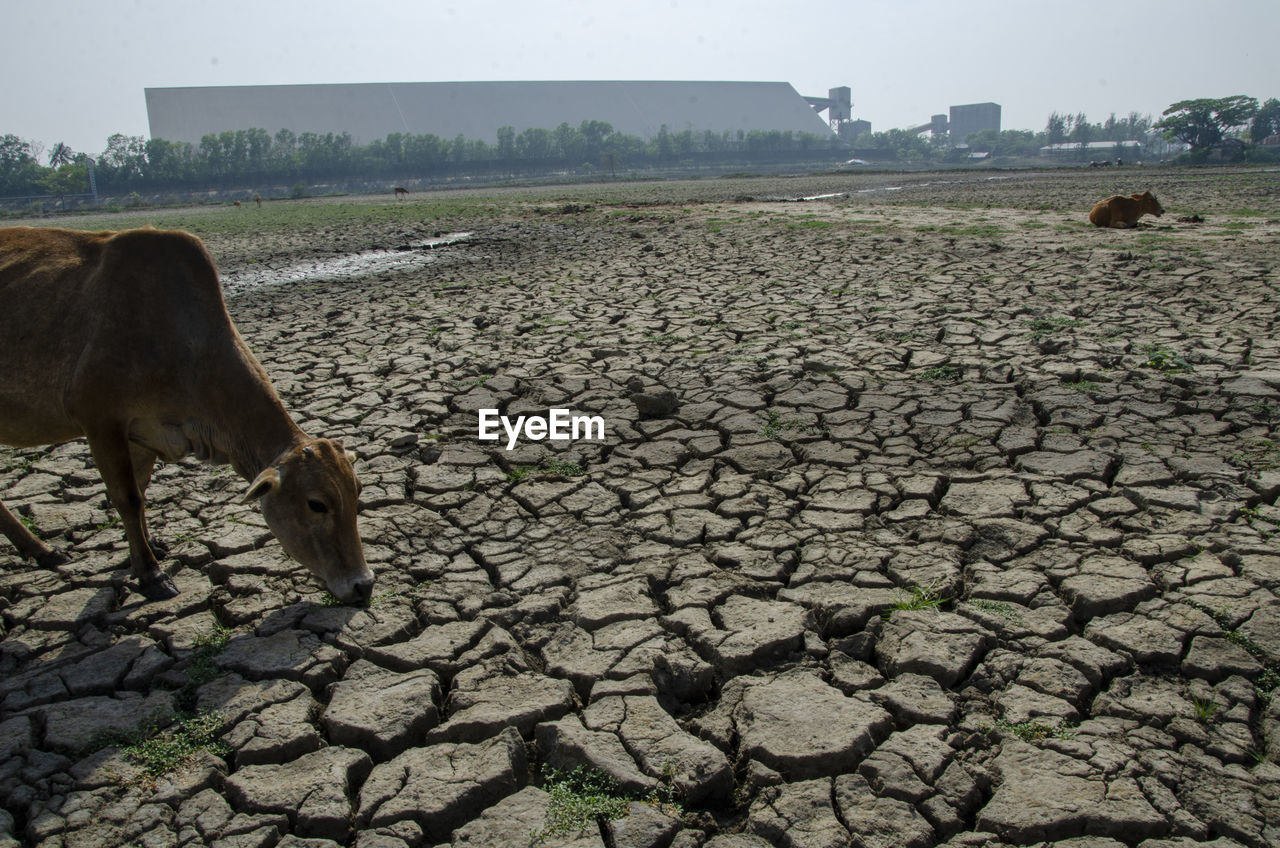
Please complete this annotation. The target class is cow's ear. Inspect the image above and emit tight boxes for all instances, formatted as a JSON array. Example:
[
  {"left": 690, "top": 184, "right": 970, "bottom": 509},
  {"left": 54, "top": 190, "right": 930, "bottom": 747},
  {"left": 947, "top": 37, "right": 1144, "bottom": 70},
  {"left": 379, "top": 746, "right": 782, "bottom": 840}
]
[{"left": 242, "top": 467, "right": 280, "bottom": 502}]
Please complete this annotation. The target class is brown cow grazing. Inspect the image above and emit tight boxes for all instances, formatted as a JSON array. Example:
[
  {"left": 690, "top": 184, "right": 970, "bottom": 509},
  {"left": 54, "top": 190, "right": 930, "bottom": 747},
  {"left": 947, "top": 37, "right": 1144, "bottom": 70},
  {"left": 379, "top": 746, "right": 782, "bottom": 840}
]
[
  {"left": 393, "top": 186, "right": 409, "bottom": 199},
  {"left": 1088, "top": 190, "right": 1165, "bottom": 228},
  {"left": 0, "top": 226, "right": 374, "bottom": 603}
]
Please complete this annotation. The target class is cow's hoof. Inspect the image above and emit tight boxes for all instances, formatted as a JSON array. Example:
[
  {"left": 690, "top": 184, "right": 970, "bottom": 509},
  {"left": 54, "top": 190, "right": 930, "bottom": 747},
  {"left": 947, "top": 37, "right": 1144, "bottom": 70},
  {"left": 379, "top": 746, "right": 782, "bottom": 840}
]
[
  {"left": 138, "top": 573, "right": 180, "bottom": 601},
  {"left": 35, "top": 548, "right": 72, "bottom": 568}
]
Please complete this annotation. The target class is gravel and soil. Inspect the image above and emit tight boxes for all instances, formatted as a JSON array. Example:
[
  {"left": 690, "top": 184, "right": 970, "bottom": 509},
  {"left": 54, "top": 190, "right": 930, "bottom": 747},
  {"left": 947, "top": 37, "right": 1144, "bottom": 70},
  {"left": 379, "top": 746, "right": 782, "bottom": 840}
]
[{"left": 3, "top": 165, "right": 1280, "bottom": 847}]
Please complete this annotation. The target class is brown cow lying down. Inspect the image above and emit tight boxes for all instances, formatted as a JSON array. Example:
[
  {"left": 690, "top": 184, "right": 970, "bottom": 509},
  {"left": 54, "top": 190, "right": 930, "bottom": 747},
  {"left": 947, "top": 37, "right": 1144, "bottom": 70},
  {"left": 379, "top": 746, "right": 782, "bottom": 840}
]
[
  {"left": 1088, "top": 190, "right": 1164, "bottom": 228},
  {"left": 0, "top": 226, "right": 374, "bottom": 603}
]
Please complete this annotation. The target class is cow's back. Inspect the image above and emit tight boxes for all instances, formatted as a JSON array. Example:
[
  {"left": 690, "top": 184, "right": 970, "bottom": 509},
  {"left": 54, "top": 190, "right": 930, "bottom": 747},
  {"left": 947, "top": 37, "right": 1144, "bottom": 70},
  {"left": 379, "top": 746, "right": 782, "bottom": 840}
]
[{"left": 0, "top": 227, "right": 235, "bottom": 445}]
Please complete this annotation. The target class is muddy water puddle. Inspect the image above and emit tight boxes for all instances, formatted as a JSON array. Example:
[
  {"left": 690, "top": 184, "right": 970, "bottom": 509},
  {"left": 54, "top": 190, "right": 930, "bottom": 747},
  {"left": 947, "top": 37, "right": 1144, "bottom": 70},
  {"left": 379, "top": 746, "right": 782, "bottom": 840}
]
[{"left": 220, "top": 232, "right": 473, "bottom": 296}]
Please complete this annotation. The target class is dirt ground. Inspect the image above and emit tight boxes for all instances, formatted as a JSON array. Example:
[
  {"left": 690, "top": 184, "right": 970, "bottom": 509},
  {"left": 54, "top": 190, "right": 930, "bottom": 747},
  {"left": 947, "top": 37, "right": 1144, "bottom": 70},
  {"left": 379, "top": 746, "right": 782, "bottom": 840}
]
[{"left": 3, "top": 165, "right": 1280, "bottom": 848}]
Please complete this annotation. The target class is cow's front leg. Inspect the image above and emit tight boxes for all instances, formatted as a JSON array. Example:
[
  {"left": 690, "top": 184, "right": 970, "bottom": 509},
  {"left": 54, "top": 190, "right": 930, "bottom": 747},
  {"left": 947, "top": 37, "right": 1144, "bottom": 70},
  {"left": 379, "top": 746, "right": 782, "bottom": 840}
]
[
  {"left": 87, "top": 429, "right": 179, "bottom": 600},
  {"left": 129, "top": 444, "right": 169, "bottom": 559}
]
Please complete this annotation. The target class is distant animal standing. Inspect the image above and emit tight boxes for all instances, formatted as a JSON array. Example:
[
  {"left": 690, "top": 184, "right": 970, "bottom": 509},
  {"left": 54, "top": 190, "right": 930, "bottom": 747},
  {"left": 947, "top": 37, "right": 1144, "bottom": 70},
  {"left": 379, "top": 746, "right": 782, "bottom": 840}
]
[
  {"left": 1088, "top": 190, "right": 1164, "bottom": 228},
  {"left": 393, "top": 186, "right": 409, "bottom": 199},
  {"left": 0, "top": 226, "right": 374, "bottom": 603}
]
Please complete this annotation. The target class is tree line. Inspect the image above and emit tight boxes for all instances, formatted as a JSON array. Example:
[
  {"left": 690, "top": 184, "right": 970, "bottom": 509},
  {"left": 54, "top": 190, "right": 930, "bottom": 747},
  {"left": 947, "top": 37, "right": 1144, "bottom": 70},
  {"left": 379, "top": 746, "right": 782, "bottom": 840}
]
[
  {"left": 4, "top": 95, "right": 1276, "bottom": 202},
  {"left": 0, "top": 120, "right": 842, "bottom": 200},
  {"left": 854, "top": 96, "right": 1279, "bottom": 163}
]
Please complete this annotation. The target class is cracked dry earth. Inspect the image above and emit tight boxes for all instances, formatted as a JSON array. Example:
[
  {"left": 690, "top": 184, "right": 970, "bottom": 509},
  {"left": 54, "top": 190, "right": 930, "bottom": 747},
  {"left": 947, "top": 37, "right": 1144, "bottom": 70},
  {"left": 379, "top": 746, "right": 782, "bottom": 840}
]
[{"left": 3, "top": 166, "right": 1280, "bottom": 848}]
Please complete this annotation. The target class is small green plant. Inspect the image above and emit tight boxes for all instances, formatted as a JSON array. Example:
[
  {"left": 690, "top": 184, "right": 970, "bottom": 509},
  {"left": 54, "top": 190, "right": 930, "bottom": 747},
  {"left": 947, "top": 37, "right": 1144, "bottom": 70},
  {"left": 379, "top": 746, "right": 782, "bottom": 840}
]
[
  {"left": 883, "top": 584, "right": 949, "bottom": 619},
  {"left": 1229, "top": 438, "right": 1280, "bottom": 472},
  {"left": 541, "top": 459, "right": 585, "bottom": 477},
  {"left": 507, "top": 458, "right": 586, "bottom": 482},
  {"left": 537, "top": 766, "right": 632, "bottom": 841},
  {"left": 1190, "top": 694, "right": 1220, "bottom": 723},
  {"left": 1062, "top": 380, "right": 1101, "bottom": 395},
  {"left": 643, "top": 760, "right": 683, "bottom": 809},
  {"left": 1141, "top": 345, "right": 1191, "bottom": 373},
  {"left": 985, "top": 719, "right": 1078, "bottom": 742},
  {"left": 94, "top": 514, "right": 122, "bottom": 532},
  {"left": 760, "top": 410, "right": 825, "bottom": 440},
  {"left": 967, "top": 598, "right": 1024, "bottom": 623},
  {"left": 916, "top": 365, "right": 961, "bottom": 382},
  {"left": 124, "top": 711, "right": 228, "bottom": 780},
  {"left": 1026, "top": 316, "right": 1083, "bottom": 338},
  {"left": 506, "top": 465, "right": 536, "bottom": 483},
  {"left": 184, "top": 624, "right": 232, "bottom": 699}
]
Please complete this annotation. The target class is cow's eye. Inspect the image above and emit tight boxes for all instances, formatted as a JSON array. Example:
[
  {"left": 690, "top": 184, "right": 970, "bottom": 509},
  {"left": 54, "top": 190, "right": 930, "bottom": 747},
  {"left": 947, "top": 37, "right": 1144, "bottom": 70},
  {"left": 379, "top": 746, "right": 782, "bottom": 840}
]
[{"left": 308, "top": 500, "right": 329, "bottom": 514}]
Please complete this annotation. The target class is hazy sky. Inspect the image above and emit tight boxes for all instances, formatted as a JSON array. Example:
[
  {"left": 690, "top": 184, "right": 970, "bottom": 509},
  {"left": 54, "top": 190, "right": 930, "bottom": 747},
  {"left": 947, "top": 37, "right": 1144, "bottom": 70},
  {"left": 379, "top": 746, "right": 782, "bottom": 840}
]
[{"left": 6, "top": 0, "right": 1278, "bottom": 158}]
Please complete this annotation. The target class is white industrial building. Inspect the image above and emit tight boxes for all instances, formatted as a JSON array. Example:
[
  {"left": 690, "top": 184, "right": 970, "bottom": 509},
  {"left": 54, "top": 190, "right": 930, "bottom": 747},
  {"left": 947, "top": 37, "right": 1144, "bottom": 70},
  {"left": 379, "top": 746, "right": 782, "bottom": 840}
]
[{"left": 144, "top": 81, "right": 837, "bottom": 146}]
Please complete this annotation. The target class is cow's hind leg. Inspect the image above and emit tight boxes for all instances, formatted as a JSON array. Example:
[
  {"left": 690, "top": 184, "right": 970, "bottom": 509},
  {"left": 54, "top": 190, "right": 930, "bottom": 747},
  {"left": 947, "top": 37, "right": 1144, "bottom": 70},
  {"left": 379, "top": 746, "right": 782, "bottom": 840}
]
[
  {"left": 86, "top": 427, "right": 178, "bottom": 600},
  {"left": 0, "top": 497, "right": 70, "bottom": 566}
]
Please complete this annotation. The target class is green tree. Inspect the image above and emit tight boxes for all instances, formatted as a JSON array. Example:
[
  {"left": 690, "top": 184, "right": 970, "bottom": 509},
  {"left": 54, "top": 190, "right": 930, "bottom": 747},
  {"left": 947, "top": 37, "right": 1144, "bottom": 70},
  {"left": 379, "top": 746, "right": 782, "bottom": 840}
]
[
  {"left": 143, "top": 137, "right": 197, "bottom": 186},
  {"left": 1045, "top": 112, "right": 1067, "bottom": 146},
  {"left": 516, "top": 127, "right": 550, "bottom": 160},
  {"left": 865, "top": 128, "right": 933, "bottom": 161},
  {"left": 0, "top": 134, "right": 44, "bottom": 195},
  {"left": 48, "top": 141, "right": 76, "bottom": 167},
  {"left": 1251, "top": 98, "right": 1280, "bottom": 142},
  {"left": 577, "top": 120, "right": 612, "bottom": 160},
  {"left": 99, "top": 133, "right": 147, "bottom": 187},
  {"left": 655, "top": 125, "right": 674, "bottom": 160},
  {"left": 1156, "top": 96, "right": 1258, "bottom": 150},
  {"left": 967, "top": 129, "right": 1041, "bottom": 157},
  {"left": 244, "top": 128, "right": 272, "bottom": 179},
  {"left": 496, "top": 126, "right": 516, "bottom": 159},
  {"left": 38, "top": 162, "right": 88, "bottom": 203},
  {"left": 1069, "top": 112, "right": 1092, "bottom": 145}
]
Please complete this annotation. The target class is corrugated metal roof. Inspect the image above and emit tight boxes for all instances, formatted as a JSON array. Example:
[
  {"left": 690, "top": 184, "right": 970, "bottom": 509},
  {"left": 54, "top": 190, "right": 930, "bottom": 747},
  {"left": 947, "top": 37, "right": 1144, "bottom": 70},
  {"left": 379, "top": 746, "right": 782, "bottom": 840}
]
[{"left": 145, "top": 80, "right": 835, "bottom": 146}]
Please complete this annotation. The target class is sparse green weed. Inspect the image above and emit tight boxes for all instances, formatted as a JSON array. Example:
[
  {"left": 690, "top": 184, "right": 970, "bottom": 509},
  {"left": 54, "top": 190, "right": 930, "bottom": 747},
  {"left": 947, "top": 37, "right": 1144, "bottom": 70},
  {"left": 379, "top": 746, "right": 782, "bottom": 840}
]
[
  {"left": 883, "top": 584, "right": 949, "bottom": 619},
  {"left": 984, "top": 719, "right": 1078, "bottom": 742},
  {"left": 536, "top": 765, "right": 633, "bottom": 841},
  {"left": 916, "top": 365, "right": 961, "bottom": 382},
  {"left": 1141, "top": 345, "right": 1191, "bottom": 373},
  {"left": 1191, "top": 694, "right": 1220, "bottom": 723},
  {"left": 1026, "top": 316, "right": 1083, "bottom": 338},
  {"left": 967, "top": 598, "right": 1024, "bottom": 623}
]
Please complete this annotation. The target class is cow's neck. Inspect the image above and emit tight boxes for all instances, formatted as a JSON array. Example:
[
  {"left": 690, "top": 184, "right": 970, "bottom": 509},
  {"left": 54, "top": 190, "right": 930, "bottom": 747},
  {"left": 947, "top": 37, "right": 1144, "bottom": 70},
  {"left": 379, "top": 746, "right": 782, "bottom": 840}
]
[
  {"left": 197, "top": 336, "right": 311, "bottom": 483},
  {"left": 201, "top": 387, "right": 308, "bottom": 482},
  {"left": 226, "top": 417, "right": 308, "bottom": 483}
]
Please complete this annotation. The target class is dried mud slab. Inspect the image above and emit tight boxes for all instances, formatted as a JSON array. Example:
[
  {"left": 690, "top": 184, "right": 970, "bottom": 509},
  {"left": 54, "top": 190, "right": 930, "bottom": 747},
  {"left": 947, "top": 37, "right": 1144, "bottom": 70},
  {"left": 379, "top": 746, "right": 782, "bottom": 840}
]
[{"left": 3, "top": 165, "right": 1280, "bottom": 848}]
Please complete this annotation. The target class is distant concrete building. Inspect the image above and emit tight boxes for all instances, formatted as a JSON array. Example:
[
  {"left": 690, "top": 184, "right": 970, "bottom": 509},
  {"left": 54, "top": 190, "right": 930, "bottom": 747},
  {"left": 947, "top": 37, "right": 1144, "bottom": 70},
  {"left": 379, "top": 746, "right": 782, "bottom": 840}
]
[
  {"left": 838, "top": 120, "right": 872, "bottom": 143},
  {"left": 145, "top": 81, "right": 836, "bottom": 147},
  {"left": 948, "top": 102, "right": 1001, "bottom": 143}
]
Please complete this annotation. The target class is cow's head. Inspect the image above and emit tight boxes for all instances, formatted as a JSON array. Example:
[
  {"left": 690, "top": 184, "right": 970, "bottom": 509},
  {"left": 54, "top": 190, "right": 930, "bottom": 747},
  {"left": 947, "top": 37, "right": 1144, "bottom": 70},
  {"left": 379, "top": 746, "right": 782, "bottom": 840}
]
[
  {"left": 243, "top": 438, "right": 374, "bottom": 604},
  {"left": 1140, "top": 190, "right": 1164, "bottom": 217}
]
